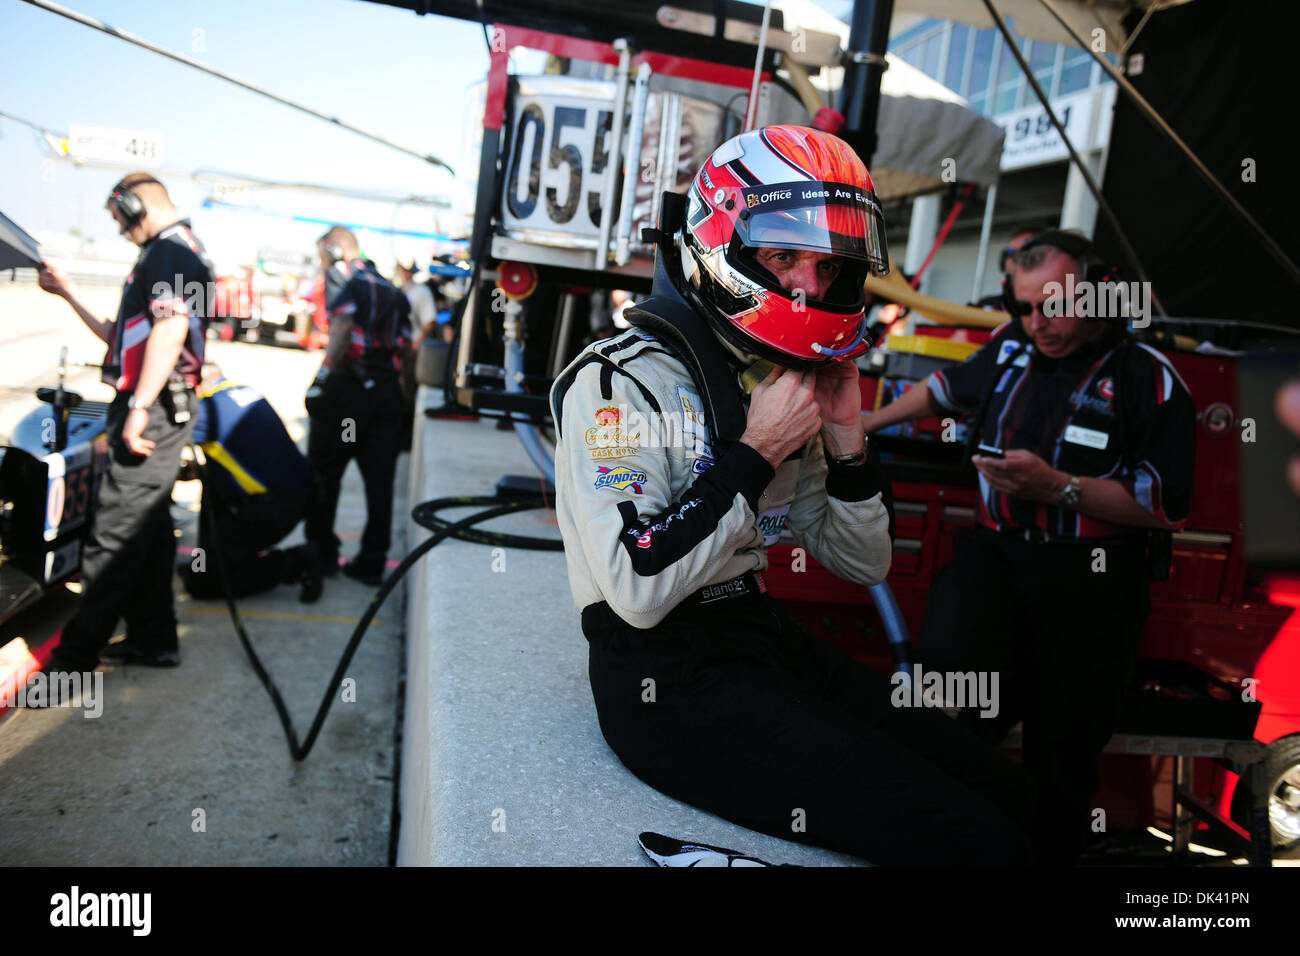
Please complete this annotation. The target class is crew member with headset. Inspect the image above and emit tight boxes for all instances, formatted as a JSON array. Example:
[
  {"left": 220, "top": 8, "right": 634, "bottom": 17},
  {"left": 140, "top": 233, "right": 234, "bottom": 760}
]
[
  {"left": 181, "top": 366, "right": 323, "bottom": 603},
  {"left": 303, "top": 227, "right": 412, "bottom": 585},
  {"left": 865, "top": 229, "right": 1197, "bottom": 862},
  {"left": 38, "top": 173, "right": 213, "bottom": 669},
  {"left": 972, "top": 221, "right": 1049, "bottom": 310}
]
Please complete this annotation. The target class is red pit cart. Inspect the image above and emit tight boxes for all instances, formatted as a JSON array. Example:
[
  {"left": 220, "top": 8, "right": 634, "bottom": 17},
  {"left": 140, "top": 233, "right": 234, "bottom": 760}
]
[{"left": 766, "top": 334, "right": 1299, "bottom": 863}]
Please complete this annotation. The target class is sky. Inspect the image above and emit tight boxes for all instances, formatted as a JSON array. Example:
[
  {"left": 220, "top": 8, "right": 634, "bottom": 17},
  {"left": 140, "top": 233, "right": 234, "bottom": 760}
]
[
  {"left": 1, "top": 0, "right": 507, "bottom": 272},
  {"left": 0, "top": 0, "right": 856, "bottom": 274}
]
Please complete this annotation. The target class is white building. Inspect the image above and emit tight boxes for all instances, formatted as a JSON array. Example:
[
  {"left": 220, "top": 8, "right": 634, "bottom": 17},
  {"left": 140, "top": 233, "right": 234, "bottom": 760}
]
[{"left": 883, "top": 13, "right": 1120, "bottom": 306}]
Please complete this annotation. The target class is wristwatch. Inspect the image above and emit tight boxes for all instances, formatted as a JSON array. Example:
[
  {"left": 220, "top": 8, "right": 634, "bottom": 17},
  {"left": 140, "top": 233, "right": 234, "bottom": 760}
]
[
  {"left": 127, "top": 395, "right": 151, "bottom": 411},
  {"left": 826, "top": 437, "right": 868, "bottom": 470},
  {"left": 826, "top": 442, "right": 869, "bottom": 468},
  {"left": 1057, "top": 474, "right": 1083, "bottom": 509}
]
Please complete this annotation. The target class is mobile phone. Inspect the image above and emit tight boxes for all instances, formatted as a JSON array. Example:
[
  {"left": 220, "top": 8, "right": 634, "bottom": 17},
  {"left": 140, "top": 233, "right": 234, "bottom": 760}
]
[
  {"left": 1238, "top": 348, "right": 1300, "bottom": 569},
  {"left": 975, "top": 443, "right": 1006, "bottom": 459}
]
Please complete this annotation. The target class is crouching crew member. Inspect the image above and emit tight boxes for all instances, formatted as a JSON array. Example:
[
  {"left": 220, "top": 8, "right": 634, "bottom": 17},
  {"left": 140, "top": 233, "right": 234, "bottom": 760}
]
[{"left": 182, "top": 368, "right": 322, "bottom": 603}]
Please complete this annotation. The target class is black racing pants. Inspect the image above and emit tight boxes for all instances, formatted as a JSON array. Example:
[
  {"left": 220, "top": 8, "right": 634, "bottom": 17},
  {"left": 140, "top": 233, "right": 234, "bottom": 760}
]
[
  {"left": 916, "top": 527, "right": 1150, "bottom": 864},
  {"left": 304, "top": 373, "right": 403, "bottom": 569},
  {"left": 583, "top": 594, "right": 1035, "bottom": 865},
  {"left": 53, "top": 394, "right": 193, "bottom": 670},
  {"left": 180, "top": 488, "right": 307, "bottom": 599}
]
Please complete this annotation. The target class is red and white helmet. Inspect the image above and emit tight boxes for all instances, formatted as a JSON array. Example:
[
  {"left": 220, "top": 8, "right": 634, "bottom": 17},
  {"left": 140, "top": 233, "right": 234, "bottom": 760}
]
[{"left": 678, "top": 125, "right": 890, "bottom": 368}]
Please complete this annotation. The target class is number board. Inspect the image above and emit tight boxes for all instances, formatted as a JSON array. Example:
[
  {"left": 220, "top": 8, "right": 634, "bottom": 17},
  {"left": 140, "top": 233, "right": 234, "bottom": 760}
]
[
  {"left": 501, "top": 80, "right": 623, "bottom": 242},
  {"left": 68, "top": 124, "right": 164, "bottom": 169},
  {"left": 44, "top": 444, "right": 97, "bottom": 542},
  {"left": 994, "top": 85, "right": 1115, "bottom": 172}
]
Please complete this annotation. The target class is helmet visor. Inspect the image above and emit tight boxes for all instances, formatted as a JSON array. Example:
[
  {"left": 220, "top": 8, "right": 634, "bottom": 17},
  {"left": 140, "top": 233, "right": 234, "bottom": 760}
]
[{"left": 733, "top": 182, "right": 890, "bottom": 276}]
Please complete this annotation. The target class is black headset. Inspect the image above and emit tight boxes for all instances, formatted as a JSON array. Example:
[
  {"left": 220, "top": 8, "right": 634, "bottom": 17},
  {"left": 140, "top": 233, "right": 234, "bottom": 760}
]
[
  {"left": 1000, "top": 229, "right": 1122, "bottom": 320},
  {"left": 318, "top": 230, "right": 345, "bottom": 266},
  {"left": 107, "top": 176, "right": 163, "bottom": 228}
]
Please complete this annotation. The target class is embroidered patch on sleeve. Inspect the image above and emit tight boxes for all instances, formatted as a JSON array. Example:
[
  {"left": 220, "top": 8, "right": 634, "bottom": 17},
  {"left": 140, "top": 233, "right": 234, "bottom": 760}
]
[
  {"left": 585, "top": 404, "right": 639, "bottom": 460},
  {"left": 594, "top": 465, "right": 648, "bottom": 494}
]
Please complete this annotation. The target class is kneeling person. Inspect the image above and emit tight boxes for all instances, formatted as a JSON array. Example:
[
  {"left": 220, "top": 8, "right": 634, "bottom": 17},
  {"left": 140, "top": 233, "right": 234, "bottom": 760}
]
[{"left": 183, "top": 369, "right": 322, "bottom": 602}]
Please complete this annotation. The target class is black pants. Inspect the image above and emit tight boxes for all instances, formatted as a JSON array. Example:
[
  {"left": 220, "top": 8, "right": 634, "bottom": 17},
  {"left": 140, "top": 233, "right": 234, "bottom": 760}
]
[
  {"left": 915, "top": 528, "right": 1150, "bottom": 864},
  {"left": 583, "top": 595, "right": 1035, "bottom": 865},
  {"left": 53, "top": 395, "right": 193, "bottom": 670},
  {"left": 304, "top": 373, "right": 403, "bottom": 568},
  {"left": 180, "top": 488, "right": 306, "bottom": 598}
]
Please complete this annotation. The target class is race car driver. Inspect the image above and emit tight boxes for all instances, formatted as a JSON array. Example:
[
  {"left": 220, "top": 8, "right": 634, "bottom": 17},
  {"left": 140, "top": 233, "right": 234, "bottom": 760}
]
[{"left": 551, "top": 126, "right": 1034, "bottom": 865}]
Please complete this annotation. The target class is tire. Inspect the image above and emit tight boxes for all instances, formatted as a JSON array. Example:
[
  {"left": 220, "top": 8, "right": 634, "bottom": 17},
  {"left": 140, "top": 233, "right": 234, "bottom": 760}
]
[{"left": 1232, "top": 735, "right": 1300, "bottom": 860}]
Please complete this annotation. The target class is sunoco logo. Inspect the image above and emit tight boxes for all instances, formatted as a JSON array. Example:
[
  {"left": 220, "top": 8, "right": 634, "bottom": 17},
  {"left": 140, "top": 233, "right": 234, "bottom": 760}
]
[{"left": 594, "top": 466, "right": 647, "bottom": 493}]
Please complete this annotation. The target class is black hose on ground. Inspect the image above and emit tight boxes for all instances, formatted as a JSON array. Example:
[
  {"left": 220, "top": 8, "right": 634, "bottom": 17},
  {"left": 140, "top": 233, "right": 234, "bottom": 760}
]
[{"left": 195, "top": 462, "right": 560, "bottom": 760}]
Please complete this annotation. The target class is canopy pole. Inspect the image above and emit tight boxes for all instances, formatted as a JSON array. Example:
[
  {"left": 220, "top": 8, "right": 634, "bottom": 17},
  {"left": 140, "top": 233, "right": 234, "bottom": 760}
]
[
  {"left": 743, "top": 0, "right": 775, "bottom": 132},
  {"left": 971, "top": 182, "right": 998, "bottom": 304},
  {"left": 910, "top": 184, "right": 974, "bottom": 290},
  {"left": 839, "top": 0, "right": 895, "bottom": 167}
]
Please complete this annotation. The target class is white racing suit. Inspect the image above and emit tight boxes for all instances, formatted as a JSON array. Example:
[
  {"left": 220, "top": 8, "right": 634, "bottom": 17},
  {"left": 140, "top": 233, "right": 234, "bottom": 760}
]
[
  {"left": 549, "top": 284, "right": 1034, "bottom": 865},
  {"left": 552, "top": 327, "right": 891, "bottom": 628}
]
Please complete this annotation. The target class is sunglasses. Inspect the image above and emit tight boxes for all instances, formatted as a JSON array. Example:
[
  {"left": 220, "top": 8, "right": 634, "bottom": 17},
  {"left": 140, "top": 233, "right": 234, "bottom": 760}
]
[{"left": 1004, "top": 296, "right": 1077, "bottom": 321}]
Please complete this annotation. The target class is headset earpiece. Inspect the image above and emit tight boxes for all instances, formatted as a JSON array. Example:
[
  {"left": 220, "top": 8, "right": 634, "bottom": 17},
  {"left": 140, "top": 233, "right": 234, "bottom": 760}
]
[
  {"left": 318, "top": 228, "right": 346, "bottom": 265},
  {"left": 1085, "top": 261, "right": 1119, "bottom": 286},
  {"left": 1000, "top": 274, "right": 1026, "bottom": 318},
  {"left": 107, "top": 176, "right": 162, "bottom": 229}
]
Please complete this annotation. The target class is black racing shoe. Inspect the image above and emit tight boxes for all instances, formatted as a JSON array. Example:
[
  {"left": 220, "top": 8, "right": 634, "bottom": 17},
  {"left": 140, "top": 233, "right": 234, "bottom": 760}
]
[
  {"left": 288, "top": 544, "right": 325, "bottom": 603},
  {"left": 44, "top": 648, "right": 100, "bottom": 675},
  {"left": 98, "top": 643, "right": 180, "bottom": 667},
  {"left": 341, "top": 559, "right": 384, "bottom": 587},
  {"left": 637, "top": 832, "right": 779, "bottom": 867}
]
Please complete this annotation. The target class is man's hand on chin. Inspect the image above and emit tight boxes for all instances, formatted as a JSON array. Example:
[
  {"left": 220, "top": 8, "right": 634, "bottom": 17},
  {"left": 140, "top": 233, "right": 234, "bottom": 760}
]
[{"left": 813, "top": 360, "right": 865, "bottom": 456}]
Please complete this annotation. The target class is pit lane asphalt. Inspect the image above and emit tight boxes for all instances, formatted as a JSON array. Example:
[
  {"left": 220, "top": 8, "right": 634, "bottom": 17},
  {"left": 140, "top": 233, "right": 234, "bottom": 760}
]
[{"left": 0, "top": 283, "right": 404, "bottom": 865}]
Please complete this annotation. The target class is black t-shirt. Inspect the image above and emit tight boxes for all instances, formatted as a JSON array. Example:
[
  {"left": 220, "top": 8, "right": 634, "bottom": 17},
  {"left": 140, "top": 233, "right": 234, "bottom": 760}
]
[
  {"left": 325, "top": 262, "right": 412, "bottom": 376},
  {"left": 926, "top": 321, "right": 1197, "bottom": 537},
  {"left": 106, "top": 220, "right": 214, "bottom": 391}
]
